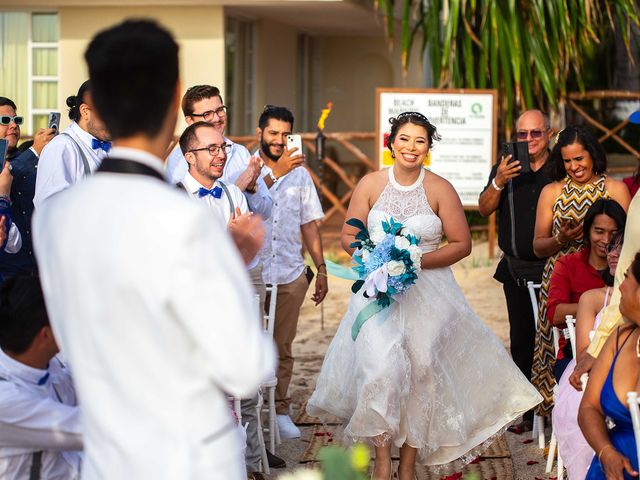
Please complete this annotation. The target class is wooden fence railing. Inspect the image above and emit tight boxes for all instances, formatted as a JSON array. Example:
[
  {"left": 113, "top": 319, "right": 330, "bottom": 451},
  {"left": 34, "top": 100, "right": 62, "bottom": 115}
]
[{"left": 567, "top": 90, "right": 640, "bottom": 174}]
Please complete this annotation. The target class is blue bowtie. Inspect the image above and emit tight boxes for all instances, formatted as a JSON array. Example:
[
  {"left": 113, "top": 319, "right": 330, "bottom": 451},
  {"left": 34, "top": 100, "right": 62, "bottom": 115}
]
[
  {"left": 198, "top": 186, "right": 222, "bottom": 198},
  {"left": 91, "top": 139, "right": 112, "bottom": 152}
]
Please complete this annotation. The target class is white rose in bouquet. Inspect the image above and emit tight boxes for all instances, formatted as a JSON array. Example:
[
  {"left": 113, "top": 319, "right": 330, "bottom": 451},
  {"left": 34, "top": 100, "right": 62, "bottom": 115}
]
[
  {"left": 394, "top": 235, "right": 410, "bottom": 250},
  {"left": 370, "top": 228, "right": 387, "bottom": 244},
  {"left": 408, "top": 245, "right": 423, "bottom": 268},
  {"left": 387, "top": 260, "right": 406, "bottom": 276}
]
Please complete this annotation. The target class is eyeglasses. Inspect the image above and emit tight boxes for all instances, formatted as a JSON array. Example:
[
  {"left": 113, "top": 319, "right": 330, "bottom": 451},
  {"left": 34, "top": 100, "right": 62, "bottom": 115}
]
[
  {"left": 188, "top": 143, "right": 231, "bottom": 157},
  {"left": 516, "top": 129, "right": 547, "bottom": 140},
  {"left": 189, "top": 106, "right": 227, "bottom": 122},
  {"left": 0, "top": 115, "right": 24, "bottom": 126}
]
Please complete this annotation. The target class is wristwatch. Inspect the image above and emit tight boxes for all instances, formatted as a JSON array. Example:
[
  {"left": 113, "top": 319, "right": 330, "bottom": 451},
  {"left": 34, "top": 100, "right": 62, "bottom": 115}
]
[
  {"left": 267, "top": 170, "right": 278, "bottom": 185},
  {"left": 491, "top": 178, "right": 504, "bottom": 191}
]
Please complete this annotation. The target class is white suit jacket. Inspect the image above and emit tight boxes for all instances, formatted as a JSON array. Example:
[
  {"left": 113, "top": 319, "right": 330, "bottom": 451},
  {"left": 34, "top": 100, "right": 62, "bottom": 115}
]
[{"left": 32, "top": 147, "right": 276, "bottom": 480}]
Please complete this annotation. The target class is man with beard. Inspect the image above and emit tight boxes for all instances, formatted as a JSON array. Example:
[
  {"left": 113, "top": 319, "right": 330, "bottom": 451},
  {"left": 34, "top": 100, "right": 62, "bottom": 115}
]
[
  {"left": 256, "top": 105, "right": 327, "bottom": 439},
  {"left": 33, "top": 80, "right": 112, "bottom": 208}
]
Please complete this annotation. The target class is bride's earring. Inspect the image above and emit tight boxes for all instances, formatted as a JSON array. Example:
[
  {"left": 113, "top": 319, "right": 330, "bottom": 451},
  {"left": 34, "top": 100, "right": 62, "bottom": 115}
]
[{"left": 390, "top": 149, "right": 395, "bottom": 159}]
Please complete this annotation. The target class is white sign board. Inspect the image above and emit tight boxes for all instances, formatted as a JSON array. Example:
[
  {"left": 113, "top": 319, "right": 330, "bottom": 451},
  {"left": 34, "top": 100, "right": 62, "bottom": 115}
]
[{"left": 376, "top": 89, "right": 497, "bottom": 208}]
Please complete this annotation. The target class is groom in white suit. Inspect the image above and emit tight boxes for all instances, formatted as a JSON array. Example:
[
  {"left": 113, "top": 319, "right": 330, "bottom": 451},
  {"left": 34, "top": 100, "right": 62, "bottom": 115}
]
[{"left": 32, "top": 19, "right": 276, "bottom": 480}]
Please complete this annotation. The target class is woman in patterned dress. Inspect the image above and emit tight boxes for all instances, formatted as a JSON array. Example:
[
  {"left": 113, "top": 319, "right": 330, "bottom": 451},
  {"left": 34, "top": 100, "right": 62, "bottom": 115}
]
[{"left": 530, "top": 125, "right": 630, "bottom": 416}]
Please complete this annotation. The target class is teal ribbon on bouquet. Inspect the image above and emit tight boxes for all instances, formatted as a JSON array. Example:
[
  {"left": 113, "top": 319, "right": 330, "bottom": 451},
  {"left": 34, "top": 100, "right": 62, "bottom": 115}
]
[
  {"left": 351, "top": 297, "right": 395, "bottom": 341},
  {"left": 324, "top": 260, "right": 395, "bottom": 341},
  {"left": 325, "top": 259, "right": 360, "bottom": 281}
]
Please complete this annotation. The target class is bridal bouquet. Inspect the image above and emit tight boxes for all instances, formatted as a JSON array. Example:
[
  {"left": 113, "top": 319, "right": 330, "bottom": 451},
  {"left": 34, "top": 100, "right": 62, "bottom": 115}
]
[{"left": 347, "top": 217, "right": 422, "bottom": 339}]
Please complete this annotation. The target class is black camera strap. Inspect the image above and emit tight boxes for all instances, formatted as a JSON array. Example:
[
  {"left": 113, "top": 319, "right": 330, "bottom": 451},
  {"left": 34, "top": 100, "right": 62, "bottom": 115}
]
[{"left": 507, "top": 179, "right": 520, "bottom": 259}]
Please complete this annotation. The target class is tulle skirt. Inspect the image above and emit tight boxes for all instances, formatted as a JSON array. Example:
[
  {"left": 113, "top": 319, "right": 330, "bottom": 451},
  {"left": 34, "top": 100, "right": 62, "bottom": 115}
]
[
  {"left": 307, "top": 266, "right": 542, "bottom": 471},
  {"left": 552, "top": 358, "right": 595, "bottom": 479}
]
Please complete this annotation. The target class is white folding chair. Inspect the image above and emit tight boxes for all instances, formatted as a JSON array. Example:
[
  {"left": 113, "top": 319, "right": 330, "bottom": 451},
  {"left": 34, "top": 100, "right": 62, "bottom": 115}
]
[
  {"left": 527, "top": 281, "right": 547, "bottom": 449},
  {"left": 261, "top": 284, "right": 280, "bottom": 452},
  {"left": 546, "top": 315, "right": 576, "bottom": 480},
  {"left": 236, "top": 294, "right": 271, "bottom": 474},
  {"left": 627, "top": 391, "right": 640, "bottom": 468}
]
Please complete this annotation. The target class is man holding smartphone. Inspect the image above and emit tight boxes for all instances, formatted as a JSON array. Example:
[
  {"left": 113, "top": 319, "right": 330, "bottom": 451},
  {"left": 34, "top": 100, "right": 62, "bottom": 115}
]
[
  {"left": 478, "top": 109, "right": 553, "bottom": 432},
  {"left": 256, "top": 105, "right": 327, "bottom": 440},
  {"left": 0, "top": 97, "right": 55, "bottom": 279}
]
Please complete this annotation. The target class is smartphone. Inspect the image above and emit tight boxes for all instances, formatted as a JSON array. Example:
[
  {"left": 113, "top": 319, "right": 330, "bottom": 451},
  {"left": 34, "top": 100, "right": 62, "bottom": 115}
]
[
  {"left": 304, "top": 265, "right": 315, "bottom": 285},
  {"left": 502, "top": 141, "right": 531, "bottom": 173},
  {"left": 0, "top": 139, "right": 8, "bottom": 171},
  {"left": 286, "top": 134, "right": 303, "bottom": 156},
  {"left": 48, "top": 112, "right": 61, "bottom": 133}
]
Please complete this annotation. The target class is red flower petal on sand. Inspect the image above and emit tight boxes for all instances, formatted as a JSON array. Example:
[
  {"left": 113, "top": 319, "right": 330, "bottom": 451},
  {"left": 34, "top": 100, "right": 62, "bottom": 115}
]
[
  {"left": 527, "top": 460, "right": 540, "bottom": 465},
  {"left": 314, "top": 432, "right": 326, "bottom": 437},
  {"left": 523, "top": 439, "right": 534, "bottom": 444},
  {"left": 440, "top": 472, "right": 463, "bottom": 480},
  {"left": 470, "top": 456, "right": 482, "bottom": 464}
]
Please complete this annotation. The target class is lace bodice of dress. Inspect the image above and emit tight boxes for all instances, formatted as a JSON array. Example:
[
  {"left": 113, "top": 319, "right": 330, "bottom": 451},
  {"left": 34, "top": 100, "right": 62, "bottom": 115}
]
[{"left": 369, "top": 168, "right": 442, "bottom": 253}]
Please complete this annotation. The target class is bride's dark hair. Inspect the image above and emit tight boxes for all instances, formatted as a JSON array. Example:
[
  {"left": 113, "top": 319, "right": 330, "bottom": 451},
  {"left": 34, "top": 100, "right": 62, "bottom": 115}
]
[{"left": 386, "top": 112, "right": 441, "bottom": 150}]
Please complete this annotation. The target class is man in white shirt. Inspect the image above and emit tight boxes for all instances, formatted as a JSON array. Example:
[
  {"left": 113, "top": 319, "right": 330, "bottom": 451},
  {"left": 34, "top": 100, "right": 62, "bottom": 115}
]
[
  {"left": 32, "top": 19, "right": 275, "bottom": 480},
  {"left": 33, "top": 80, "right": 111, "bottom": 208},
  {"left": 0, "top": 276, "right": 82, "bottom": 480},
  {"left": 179, "top": 121, "right": 281, "bottom": 476},
  {"left": 256, "top": 106, "right": 328, "bottom": 439},
  {"left": 179, "top": 122, "right": 251, "bottom": 256}
]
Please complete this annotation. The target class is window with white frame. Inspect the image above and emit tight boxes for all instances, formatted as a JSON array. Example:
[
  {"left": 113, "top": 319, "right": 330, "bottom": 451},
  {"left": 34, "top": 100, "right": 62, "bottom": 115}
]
[{"left": 0, "top": 12, "right": 59, "bottom": 135}]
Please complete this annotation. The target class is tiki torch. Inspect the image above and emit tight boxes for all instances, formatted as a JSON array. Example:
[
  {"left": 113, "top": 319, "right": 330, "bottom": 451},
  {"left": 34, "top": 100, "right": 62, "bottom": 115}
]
[{"left": 315, "top": 102, "right": 332, "bottom": 330}]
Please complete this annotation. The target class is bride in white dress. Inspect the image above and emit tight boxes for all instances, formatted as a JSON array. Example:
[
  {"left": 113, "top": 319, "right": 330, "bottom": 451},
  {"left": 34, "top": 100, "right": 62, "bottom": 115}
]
[{"left": 307, "top": 113, "right": 542, "bottom": 480}]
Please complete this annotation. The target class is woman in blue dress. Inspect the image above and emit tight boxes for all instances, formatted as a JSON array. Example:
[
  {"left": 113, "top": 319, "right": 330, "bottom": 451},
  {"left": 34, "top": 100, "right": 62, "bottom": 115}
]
[{"left": 579, "top": 251, "right": 640, "bottom": 479}]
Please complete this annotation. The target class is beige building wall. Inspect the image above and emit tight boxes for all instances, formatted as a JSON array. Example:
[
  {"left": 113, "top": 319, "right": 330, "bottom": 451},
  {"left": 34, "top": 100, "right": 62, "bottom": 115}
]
[
  {"left": 254, "top": 19, "right": 299, "bottom": 124},
  {"left": 57, "top": 5, "right": 225, "bottom": 132},
  {"left": 315, "top": 34, "right": 424, "bottom": 133}
]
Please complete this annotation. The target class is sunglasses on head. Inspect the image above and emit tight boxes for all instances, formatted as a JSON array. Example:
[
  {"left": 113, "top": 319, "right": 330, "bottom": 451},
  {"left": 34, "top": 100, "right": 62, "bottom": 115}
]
[
  {"left": 516, "top": 129, "right": 546, "bottom": 140},
  {"left": 0, "top": 115, "right": 24, "bottom": 126}
]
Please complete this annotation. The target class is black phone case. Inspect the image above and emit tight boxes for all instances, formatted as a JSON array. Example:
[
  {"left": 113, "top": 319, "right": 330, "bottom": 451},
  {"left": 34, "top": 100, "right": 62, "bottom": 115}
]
[
  {"left": 304, "top": 265, "right": 315, "bottom": 285},
  {"left": 503, "top": 141, "right": 531, "bottom": 173}
]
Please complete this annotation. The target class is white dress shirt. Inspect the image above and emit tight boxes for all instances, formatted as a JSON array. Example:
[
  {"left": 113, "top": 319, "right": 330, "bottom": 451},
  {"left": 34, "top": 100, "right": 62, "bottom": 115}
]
[
  {"left": 33, "top": 122, "right": 108, "bottom": 208},
  {"left": 32, "top": 146, "right": 276, "bottom": 480},
  {"left": 166, "top": 140, "right": 273, "bottom": 219},
  {"left": 259, "top": 158, "right": 324, "bottom": 285},
  {"left": 0, "top": 350, "right": 82, "bottom": 480},
  {"left": 182, "top": 172, "right": 248, "bottom": 225},
  {"left": 182, "top": 172, "right": 263, "bottom": 270}
]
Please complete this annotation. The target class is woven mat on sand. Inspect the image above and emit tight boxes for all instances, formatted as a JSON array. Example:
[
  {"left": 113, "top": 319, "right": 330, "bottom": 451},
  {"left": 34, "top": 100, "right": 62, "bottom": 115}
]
[
  {"left": 300, "top": 425, "right": 514, "bottom": 479},
  {"left": 294, "top": 400, "right": 343, "bottom": 426}
]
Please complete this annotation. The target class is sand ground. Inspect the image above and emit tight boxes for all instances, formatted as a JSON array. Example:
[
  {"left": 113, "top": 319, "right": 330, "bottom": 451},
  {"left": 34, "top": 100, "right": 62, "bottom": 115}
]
[{"left": 267, "top": 241, "right": 554, "bottom": 479}]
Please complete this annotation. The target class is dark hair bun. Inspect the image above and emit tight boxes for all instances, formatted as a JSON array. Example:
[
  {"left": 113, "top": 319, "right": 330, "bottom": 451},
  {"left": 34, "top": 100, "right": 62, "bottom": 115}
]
[{"left": 66, "top": 95, "right": 77, "bottom": 109}]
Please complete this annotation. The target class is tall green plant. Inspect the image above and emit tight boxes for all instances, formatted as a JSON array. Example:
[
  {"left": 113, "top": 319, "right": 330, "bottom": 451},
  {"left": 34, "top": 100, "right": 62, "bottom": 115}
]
[{"left": 377, "top": 0, "right": 639, "bottom": 135}]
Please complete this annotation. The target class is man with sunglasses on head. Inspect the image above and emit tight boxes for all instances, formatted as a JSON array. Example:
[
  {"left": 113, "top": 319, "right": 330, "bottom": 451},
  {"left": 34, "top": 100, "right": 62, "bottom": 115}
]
[
  {"left": 479, "top": 109, "right": 553, "bottom": 433},
  {"left": 33, "top": 80, "right": 111, "bottom": 209},
  {"left": 0, "top": 97, "right": 54, "bottom": 278}
]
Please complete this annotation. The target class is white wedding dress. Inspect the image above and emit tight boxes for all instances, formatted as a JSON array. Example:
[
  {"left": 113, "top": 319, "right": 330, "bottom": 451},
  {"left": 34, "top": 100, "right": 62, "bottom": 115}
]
[{"left": 307, "top": 167, "right": 542, "bottom": 472}]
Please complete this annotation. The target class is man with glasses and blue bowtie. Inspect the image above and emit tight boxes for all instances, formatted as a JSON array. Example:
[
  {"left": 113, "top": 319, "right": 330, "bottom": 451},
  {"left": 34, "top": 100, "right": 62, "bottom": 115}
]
[
  {"left": 0, "top": 97, "right": 55, "bottom": 278},
  {"left": 478, "top": 109, "right": 553, "bottom": 433},
  {"left": 33, "top": 80, "right": 111, "bottom": 208}
]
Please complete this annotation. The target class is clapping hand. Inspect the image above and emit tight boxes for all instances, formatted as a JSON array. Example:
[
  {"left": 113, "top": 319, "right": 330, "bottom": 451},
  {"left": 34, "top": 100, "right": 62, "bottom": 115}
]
[
  {"left": 228, "top": 207, "right": 264, "bottom": 265},
  {"left": 235, "top": 156, "right": 262, "bottom": 193}
]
